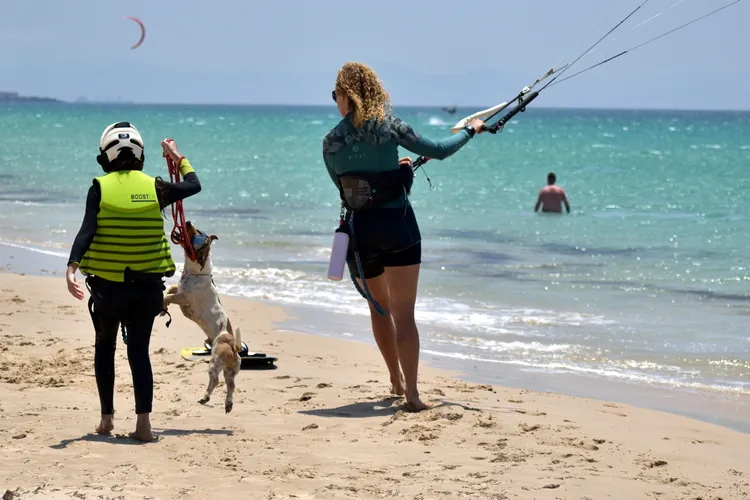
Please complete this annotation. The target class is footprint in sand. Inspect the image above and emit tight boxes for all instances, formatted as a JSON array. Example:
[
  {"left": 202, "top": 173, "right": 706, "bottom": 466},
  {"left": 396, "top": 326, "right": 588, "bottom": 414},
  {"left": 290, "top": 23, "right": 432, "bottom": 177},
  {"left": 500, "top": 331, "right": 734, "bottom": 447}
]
[
  {"left": 475, "top": 416, "right": 497, "bottom": 429},
  {"left": 299, "top": 392, "right": 315, "bottom": 402},
  {"left": 399, "top": 424, "right": 439, "bottom": 444},
  {"left": 513, "top": 409, "right": 546, "bottom": 416},
  {"left": 563, "top": 438, "right": 599, "bottom": 451},
  {"left": 639, "top": 459, "right": 668, "bottom": 469},
  {"left": 427, "top": 411, "right": 463, "bottom": 423},
  {"left": 316, "top": 383, "right": 332, "bottom": 389},
  {"left": 519, "top": 423, "right": 541, "bottom": 433}
]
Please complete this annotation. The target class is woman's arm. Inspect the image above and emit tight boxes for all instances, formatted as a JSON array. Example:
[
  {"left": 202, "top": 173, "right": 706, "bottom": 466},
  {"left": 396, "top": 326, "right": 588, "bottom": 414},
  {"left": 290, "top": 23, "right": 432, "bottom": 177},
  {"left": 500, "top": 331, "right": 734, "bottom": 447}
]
[
  {"left": 67, "top": 184, "right": 100, "bottom": 267},
  {"left": 390, "top": 117, "right": 473, "bottom": 160},
  {"left": 322, "top": 128, "right": 346, "bottom": 189},
  {"left": 323, "top": 153, "right": 340, "bottom": 186}
]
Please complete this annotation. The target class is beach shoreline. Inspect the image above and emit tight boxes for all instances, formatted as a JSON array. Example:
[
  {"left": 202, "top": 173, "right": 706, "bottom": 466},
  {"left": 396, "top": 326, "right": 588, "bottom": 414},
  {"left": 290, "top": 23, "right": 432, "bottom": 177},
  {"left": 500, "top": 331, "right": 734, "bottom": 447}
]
[
  {"left": 3, "top": 240, "right": 748, "bottom": 436},
  {"left": 0, "top": 272, "right": 749, "bottom": 499}
]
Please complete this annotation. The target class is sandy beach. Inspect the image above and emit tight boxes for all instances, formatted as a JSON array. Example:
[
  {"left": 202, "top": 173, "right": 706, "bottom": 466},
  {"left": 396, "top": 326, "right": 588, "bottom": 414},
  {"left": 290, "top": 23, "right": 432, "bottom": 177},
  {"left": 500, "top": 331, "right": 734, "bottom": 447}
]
[{"left": 0, "top": 272, "right": 748, "bottom": 500}]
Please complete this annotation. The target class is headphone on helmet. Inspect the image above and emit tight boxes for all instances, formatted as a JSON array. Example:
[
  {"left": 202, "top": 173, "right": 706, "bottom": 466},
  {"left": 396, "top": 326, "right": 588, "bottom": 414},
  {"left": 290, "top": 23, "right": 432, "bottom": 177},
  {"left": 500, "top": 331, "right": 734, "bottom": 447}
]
[{"left": 96, "top": 121, "right": 146, "bottom": 173}]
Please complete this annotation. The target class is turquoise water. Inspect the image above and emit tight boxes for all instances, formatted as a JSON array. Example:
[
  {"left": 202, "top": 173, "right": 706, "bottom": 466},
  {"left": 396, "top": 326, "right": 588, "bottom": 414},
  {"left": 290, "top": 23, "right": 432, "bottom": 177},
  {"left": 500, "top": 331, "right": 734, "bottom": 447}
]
[{"left": 1, "top": 103, "right": 749, "bottom": 415}]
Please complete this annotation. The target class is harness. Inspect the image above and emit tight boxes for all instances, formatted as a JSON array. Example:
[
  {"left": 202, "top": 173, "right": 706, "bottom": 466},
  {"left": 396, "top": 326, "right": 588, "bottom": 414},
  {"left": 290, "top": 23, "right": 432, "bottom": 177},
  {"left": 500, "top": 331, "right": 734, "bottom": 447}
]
[
  {"left": 338, "top": 165, "right": 413, "bottom": 212},
  {"left": 336, "top": 165, "right": 415, "bottom": 317},
  {"left": 85, "top": 271, "right": 172, "bottom": 346}
]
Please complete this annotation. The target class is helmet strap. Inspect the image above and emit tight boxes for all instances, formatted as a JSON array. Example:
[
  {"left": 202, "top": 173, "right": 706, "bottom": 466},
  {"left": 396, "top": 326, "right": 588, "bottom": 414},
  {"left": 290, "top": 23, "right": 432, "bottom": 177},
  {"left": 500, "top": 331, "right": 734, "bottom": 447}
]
[{"left": 96, "top": 151, "right": 111, "bottom": 173}]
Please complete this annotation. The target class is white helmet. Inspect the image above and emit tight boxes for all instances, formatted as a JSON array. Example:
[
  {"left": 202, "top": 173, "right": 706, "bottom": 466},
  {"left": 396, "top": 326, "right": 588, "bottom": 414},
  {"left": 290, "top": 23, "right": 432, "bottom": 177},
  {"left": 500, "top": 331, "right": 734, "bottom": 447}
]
[{"left": 98, "top": 121, "right": 144, "bottom": 164}]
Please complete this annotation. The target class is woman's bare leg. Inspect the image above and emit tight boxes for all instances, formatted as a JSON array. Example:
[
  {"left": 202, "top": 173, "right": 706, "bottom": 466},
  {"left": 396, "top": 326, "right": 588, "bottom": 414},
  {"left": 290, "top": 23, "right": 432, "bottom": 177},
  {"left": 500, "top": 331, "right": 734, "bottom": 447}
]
[
  {"left": 383, "top": 264, "right": 425, "bottom": 411},
  {"left": 355, "top": 274, "right": 405, "bottom": 395}
]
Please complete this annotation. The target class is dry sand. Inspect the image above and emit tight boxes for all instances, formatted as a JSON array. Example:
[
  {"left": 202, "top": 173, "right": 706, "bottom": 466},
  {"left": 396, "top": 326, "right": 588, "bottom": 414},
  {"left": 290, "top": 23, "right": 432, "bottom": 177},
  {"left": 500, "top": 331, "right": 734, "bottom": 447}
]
[{"left": 0, "top": 273, "right": 748, "bottom": 500}]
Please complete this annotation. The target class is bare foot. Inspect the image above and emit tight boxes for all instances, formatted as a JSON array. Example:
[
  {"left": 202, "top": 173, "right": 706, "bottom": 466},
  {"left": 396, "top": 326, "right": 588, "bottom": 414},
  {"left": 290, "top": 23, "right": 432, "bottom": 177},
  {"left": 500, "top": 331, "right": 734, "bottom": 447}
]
[
  {"left": 130, "top": 414, "right": 155, "bottom": 442},
  {"left": 390, "top": 374, "right": 406, "bottom": 396},
  {"left": 403, "top": 396, "right": 429, "bottom": 413},
  {"left": 129, "top": 430, "right": 157, "bottom": 442},
  {"left": 95, "top": 415, "right": 114, "bottom": 435},
  {"left": 129, "top": 428, "right": 156, "bottom": 442}
]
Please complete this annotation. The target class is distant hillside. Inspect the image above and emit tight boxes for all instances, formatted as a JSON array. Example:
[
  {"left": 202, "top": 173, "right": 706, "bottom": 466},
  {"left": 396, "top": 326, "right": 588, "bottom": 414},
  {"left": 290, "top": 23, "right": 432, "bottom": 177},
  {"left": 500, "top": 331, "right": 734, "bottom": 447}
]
[{"left": 0, "top": 91, "right": 63, "bottom": 103}]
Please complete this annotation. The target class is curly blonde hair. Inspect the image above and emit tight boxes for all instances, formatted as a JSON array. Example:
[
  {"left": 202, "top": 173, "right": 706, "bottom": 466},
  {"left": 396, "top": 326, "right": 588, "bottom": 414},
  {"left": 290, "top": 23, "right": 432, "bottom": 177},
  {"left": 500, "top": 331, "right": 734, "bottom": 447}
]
[{"left": 335, "top": 62, "right": 391, "bottom": 128}]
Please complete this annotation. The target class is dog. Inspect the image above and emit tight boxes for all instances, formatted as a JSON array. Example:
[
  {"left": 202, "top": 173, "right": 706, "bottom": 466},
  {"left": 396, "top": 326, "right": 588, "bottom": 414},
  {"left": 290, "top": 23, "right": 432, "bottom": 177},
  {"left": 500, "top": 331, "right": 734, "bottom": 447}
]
[{"left": 161, "top": 220, "right": 242, "bottom": 413}]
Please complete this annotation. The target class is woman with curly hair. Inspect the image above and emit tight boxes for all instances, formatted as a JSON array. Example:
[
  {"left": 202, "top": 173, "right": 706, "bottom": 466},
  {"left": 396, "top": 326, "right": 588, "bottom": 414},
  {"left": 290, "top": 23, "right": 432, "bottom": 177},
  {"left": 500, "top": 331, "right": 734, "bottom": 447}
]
[{"left": 323, "top": 61, "right": 484, "bottom": 411}]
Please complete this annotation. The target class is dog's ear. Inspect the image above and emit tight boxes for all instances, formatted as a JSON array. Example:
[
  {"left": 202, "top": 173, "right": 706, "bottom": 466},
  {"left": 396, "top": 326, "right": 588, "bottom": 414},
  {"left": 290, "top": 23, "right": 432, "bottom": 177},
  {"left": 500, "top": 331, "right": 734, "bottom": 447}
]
[{"left": 210, "top": 235, "right": 218, "bottom": 242}]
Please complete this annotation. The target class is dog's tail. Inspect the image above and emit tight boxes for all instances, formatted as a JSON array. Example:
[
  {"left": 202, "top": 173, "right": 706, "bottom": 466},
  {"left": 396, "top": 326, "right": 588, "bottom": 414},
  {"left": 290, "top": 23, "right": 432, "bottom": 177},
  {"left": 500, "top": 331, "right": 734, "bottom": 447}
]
[{"left": 234, "top": 326, "right": 242, "bottom": 353}]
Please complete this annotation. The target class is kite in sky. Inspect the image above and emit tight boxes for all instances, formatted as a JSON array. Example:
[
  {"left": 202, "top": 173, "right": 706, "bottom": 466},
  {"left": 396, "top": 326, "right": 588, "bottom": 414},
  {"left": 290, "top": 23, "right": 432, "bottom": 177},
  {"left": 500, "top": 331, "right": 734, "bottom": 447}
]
[{"left": 121, "top": 16, "right": 146, "bottom": 49}]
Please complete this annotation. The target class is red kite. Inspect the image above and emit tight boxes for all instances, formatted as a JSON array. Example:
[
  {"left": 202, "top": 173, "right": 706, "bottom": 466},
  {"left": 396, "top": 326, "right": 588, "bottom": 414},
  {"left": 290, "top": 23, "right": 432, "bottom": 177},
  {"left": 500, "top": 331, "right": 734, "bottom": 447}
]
[{"left": 121, "top": 16, "right": 145, "bottom": 49}]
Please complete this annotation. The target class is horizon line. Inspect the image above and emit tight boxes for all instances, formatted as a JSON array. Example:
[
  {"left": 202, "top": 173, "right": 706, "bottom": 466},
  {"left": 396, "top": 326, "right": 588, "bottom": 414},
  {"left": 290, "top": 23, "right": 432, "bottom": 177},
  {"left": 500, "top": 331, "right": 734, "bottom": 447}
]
[{"left": 7, "top": 99, "right": 750, "bottom": 113}]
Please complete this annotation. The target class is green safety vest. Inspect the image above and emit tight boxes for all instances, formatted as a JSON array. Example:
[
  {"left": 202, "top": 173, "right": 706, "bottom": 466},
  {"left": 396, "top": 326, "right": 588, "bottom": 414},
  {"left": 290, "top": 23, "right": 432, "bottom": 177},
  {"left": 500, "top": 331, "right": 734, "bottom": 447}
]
[{"left": 78, "top": 170, "right": 175, "bottom": 282}]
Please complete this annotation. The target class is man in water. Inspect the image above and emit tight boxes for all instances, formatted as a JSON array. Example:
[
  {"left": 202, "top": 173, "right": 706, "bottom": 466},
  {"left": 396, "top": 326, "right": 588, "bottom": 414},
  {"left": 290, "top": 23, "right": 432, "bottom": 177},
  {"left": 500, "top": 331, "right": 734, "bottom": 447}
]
[{"left": 534, "top": 172, "right": 570, "bottom": 214}]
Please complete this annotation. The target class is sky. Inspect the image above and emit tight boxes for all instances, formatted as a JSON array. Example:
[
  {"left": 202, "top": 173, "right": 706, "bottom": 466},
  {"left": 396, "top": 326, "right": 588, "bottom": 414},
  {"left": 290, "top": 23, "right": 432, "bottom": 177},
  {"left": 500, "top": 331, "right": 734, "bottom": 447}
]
[{"left": 2, "top": 0, "right": 749, "bottom": 110}]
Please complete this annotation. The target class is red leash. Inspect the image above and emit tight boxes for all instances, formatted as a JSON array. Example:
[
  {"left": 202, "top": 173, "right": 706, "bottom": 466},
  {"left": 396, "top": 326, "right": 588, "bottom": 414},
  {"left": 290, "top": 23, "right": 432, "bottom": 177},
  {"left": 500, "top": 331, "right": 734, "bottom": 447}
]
[{"left": 163, "top": 139, "right": 196, "bottom": 262}]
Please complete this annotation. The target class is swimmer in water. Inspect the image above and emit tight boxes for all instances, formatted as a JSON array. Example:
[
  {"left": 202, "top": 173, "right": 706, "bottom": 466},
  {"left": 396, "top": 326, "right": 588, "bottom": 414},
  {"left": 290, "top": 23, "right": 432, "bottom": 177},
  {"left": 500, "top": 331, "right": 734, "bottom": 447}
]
[{"left": 534, "top": 172, "right": 570, "bottom": 214}]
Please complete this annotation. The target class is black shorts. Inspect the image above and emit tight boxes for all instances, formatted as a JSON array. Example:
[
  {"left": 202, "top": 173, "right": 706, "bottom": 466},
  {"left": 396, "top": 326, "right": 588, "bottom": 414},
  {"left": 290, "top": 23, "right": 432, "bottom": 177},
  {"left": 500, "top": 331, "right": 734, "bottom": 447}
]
[{"left": 346, "top": 204, "right": 422, "bottom": 280}]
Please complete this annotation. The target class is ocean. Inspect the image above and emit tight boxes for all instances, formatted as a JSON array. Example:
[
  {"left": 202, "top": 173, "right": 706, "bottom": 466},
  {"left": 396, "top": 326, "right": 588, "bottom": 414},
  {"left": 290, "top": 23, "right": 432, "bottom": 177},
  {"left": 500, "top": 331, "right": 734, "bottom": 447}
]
[{"left": 1, "top": 103, "right": 748, "bottom": 431}]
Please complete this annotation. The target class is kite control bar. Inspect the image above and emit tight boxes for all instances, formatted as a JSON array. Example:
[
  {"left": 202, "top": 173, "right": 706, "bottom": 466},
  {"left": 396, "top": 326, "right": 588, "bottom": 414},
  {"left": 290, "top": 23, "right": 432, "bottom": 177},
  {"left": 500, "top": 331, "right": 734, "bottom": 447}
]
[
  {"left": 482, "top": 90, "right": 539, "bottom": 134},
  {"left": 410, "top": 65, "right": 558, "bottom": 172},
  {"left": 411, "top": 89, "right": 540, "bottom": 171}
]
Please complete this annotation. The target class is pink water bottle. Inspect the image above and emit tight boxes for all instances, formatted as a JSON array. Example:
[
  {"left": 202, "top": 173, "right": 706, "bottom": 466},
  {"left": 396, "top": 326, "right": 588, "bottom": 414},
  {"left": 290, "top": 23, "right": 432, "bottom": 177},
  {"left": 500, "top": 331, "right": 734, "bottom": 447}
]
[{"left": 327, "top": 224, "right": 350, "bottom": 281}]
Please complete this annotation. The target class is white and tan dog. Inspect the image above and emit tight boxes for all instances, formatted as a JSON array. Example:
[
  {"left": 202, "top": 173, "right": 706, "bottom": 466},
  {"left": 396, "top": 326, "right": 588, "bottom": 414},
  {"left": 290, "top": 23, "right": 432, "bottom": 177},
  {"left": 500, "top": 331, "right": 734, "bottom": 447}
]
[{"left": 162, "top": 220, "right": 242, "bottom": 413}]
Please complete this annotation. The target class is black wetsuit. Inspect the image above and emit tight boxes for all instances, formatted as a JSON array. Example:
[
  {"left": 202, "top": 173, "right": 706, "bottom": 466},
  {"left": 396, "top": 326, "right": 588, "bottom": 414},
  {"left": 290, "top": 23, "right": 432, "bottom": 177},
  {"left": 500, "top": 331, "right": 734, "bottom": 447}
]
[{"left": 68, "top": 171, "right": 201, "bottom": 415}]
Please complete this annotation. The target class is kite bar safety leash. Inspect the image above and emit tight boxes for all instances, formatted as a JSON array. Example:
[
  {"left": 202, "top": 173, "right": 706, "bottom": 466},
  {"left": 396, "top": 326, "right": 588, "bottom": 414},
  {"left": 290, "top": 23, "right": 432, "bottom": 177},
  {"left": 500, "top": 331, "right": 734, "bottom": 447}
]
[{"left": 163, "top": 139, "right": 196, "bottom": 262}]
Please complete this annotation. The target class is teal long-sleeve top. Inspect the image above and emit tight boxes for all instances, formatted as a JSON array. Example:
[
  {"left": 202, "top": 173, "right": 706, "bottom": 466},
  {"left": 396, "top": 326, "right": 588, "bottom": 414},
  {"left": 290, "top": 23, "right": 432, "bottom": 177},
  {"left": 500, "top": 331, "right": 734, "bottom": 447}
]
[{"left": 323, "top": 113, "right": 473, "bottom": 208}]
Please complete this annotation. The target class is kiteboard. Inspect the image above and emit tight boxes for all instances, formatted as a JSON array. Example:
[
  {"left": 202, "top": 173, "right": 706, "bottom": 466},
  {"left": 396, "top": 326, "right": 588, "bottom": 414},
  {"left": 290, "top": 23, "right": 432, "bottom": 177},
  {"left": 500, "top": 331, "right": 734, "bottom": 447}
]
[{"left": 180, "top": 341, "right": 277, "bottom": 368}]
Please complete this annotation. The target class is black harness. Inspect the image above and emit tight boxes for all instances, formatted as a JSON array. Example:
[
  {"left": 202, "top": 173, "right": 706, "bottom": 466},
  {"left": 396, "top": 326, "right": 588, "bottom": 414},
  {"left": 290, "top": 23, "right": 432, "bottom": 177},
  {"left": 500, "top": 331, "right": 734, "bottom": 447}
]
[
  {"left": 86, "top": 269, "right": 172, "bottom": 346},
  {"left": 337, "top": 164, "right": 414, "bottom": 212},
  {"left": 335, "top": 164, "right": 415, "bottom": 316}
]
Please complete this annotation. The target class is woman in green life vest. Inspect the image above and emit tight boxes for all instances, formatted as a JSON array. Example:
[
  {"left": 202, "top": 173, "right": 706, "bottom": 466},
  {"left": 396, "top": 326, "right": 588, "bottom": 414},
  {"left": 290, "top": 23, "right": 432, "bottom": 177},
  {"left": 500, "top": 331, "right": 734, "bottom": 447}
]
[{"left": 65, "top": 122, "right": 201, "bottom": 442}]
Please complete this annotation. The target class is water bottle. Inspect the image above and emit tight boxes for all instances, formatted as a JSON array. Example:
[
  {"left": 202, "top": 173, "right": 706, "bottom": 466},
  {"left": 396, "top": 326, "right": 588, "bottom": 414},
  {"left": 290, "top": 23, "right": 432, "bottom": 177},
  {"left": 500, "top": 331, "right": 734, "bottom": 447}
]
[{"left": 327, "top": 225, "right": 350, "bottom": 281}]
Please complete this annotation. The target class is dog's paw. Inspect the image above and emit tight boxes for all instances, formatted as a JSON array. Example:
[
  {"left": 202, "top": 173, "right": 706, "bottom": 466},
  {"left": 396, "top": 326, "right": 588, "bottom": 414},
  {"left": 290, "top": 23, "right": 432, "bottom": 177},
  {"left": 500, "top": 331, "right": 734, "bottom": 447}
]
[
  {"left": 198, "top": 396, "right": 210, "bottom": 405},
  {"left": 225, "top": 401, "right": 233, "bottom": 414}
]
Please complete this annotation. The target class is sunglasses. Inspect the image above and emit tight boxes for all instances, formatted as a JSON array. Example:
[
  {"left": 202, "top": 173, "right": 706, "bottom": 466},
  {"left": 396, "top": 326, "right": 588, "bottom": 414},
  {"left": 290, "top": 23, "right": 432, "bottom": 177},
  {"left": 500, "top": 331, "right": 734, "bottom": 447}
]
[
  {"left": 191, "top": 230, "right": 210, "bottom": 251},
  {"left": 331, "top": 90, "right": 337, "bottom": 102}
]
